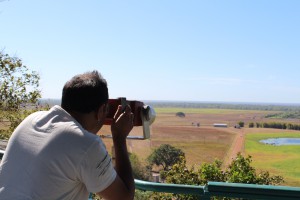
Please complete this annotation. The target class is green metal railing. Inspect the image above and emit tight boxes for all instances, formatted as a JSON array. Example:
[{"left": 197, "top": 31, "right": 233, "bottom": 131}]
[
  {"left": 2, "top": 150, "right": 300, "bottom": 199},
  {"left": 135, "top": 179, "right": 208, "bottom": 198},
  {"left": 135, "top": 179, "right": 300, "bottom": 200}
]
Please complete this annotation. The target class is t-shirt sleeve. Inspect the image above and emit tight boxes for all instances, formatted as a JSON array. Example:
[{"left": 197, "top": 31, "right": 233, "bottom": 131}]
[{"left": 79, "top": 137, "right": 117, "bottom": 193}]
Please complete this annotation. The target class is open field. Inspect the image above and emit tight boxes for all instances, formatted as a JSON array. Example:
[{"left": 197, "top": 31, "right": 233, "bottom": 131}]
[
  {"left": 101, "top": 115, "right": 236, "bottom": 166},
  {"left": 245, "top": 130, "right": 300, "bottom": 186},
  {"left": 2, "top": 107, "right": 300, "bottom": 186},
  {"left": 101, "top": 107, "right": 300, "bottom": 186}
]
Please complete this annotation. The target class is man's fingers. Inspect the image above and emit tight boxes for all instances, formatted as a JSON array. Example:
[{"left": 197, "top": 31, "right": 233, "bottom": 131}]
[
  {"left": 111, "top": 105, "right": 134, "bottom": 139},
  {"left": 113, "top": 105, "right": 132, "bottom": 121},
  {"left": 113, "top": 105, "right": 123, "bottom": 121}
]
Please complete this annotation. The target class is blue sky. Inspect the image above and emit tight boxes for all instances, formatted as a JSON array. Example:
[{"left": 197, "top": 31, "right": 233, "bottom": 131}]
[{"left": 1, "top": 0, "right": 300, "bottom": 103}]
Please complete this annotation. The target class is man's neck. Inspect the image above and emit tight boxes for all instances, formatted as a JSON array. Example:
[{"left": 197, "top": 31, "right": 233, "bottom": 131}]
[{"left": 69, "top": 111, "right": 98, "bottom": 134}]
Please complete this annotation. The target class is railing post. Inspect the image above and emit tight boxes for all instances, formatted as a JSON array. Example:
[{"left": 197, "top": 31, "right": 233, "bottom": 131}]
[{"left": 201, "top": 185, "right": 210, "bottom": 200}]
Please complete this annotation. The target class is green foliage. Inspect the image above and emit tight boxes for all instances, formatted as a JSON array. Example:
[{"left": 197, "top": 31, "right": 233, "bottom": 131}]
[
  {"left": 255, "top": 122, "right": 262, "bottom": 128},
  {"left": 129, "top": 153, "right": 151, "bottom": 181},
  {"left": 161, "top": 156, "right": 202, "bottom": 186},
  {"left": 265, "top": 111, "right": 300, "bottom": 119},
  {"left": 176, "top": 112, "right": 185, "bottom": 117},
  {"left": 161, "top": 157, "right": 222, "bottom": 199},
  {"left": 0, "top": 52, "right": 42, "bottom": 139},
  {"left": 0, "top": 52, "right": 41, "bottom": 111},
  {"left": 227, "top": 153, "right": 283, "bottom": 185},
  {"left": 134, "top": 190, "right": 154, "bottom": 200},
  {"left": 238, "top": 121, "right": 244, "bottom": 127},
  {"left": 249, "top": 121, "right": 300, "bottom": 131},
  {"left": 90, "top": 193, "right": 102, "bottom": 200},
  {"left": 148, "top": 192, "right": 173, "bottom": 200},
  {"left": 255, "top": 171, "right": 284, "bottom": 185},
  {"left": 148, "top": 144, "right": 185, "bottom": 171},
  {"left": 226, "top": 154, "right": 257, "bottom": 183},
  {"left": 229, "top": 154, "right": 282, "bottom": 185},
  {"left": 248, "top": 122, "right": 254, "bottom": 128},
  {"left": 198, "top": 160, "right": 225, "bottom": 183},
  {"left": 154, "top": 152, "right": 283, "bottom": 199},
  {"left": 160, "top": 156, "right": 210, "bottom": 199}
]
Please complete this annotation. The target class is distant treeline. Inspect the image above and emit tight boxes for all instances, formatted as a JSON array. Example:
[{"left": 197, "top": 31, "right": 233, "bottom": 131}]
[
  {"left": 248, "top": 122, "right": 300, "bottom": 130},
  {"left": 145, "top": 101, "right": 300, "bottom": 111},
  {"left": 38, "top": 99, "right": 61, "bottom": 107},
  {"left": 265, "top": 111, "right": 300, "bottom": 119},
  {"left": 38, "top": 99, "right": 300, "bottom": 112}
]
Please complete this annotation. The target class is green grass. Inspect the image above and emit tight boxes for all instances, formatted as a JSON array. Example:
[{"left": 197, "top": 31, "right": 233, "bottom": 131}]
[{"left": 245, "top": 132, "right": 300, "bottom": 186}]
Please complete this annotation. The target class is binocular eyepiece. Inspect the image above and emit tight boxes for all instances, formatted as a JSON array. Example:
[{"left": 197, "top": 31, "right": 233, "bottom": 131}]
[{"left": 102, "top": 97, "right": 156, "bottom": 140}]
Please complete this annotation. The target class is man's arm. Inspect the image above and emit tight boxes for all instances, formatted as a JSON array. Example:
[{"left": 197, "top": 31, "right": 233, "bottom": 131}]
[{"left": 97, "top": 105, "right": 135, "bottom": 200}]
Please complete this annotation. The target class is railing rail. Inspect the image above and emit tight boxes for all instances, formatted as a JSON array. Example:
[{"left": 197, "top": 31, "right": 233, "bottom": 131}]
[
  {"left": 135, "top": 179, "right": 300, "bottom": 200},
  {"left": 135, "top": 179, "right": 207, "bottom": 196},
  {"left": 2, "top": 150, "right": 300, "bottom": 199}
]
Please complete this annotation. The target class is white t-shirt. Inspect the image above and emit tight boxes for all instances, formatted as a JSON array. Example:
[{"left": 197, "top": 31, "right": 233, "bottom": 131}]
[{"left": 0, "top": 105, "right": 116, "bottom": 200}]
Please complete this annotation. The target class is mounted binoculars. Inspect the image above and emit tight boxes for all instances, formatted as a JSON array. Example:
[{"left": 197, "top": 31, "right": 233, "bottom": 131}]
[{"left": 102, "top": 97, "right": 156, "bottom": 140}]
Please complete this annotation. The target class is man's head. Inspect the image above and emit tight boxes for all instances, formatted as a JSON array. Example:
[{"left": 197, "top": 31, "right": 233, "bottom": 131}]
[{"left": 61, "top": 70, "right": 108, "bottom": 114}]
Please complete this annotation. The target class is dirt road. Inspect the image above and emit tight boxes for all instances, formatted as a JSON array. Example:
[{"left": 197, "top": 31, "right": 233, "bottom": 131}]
[{"left": 223, "top": 128, "right": 245, "bottom": 167}]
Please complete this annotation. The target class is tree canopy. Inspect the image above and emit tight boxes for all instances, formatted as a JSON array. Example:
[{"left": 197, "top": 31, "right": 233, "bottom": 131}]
[
  {"left": 0, "top": 52, "right": 41, "bottom": 139},
  {"left": 159, "top": 153, "right": 284, "bottom": 199},
  {"left": 147, "top": 144, "right": 185, "bottom": 171}
]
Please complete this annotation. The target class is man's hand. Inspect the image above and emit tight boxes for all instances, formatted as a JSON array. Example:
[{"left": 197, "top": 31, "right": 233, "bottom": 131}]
[
  {"left": 111, "top": 105, "right": 134, "bottom": 141},
  {"left": 98, "top": 105, "right": 135, "bottom": 200}
]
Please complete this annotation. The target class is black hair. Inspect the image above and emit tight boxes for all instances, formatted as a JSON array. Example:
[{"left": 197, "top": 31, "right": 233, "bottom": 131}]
[{"left": 61, "top": 70, "right": 108, "bottom": 113}]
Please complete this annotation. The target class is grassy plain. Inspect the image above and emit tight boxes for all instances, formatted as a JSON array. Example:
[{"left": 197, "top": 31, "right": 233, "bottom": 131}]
[
  {"left": 2, "top": 106, "right": 300, "bottom": 187},
  {"left": 136, "top": 107, "right": 300, "bottom": 187},
  {"left": 102, "top": 108, "right": 248, "bottom": 165},
  {"left": 245, "top": 131, "right": 300, "bottom": 186}
]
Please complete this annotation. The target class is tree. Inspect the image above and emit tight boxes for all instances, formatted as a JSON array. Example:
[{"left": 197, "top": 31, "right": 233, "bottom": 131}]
[
  {"left": 158, "top": 152, "right": 283, "bottom": 199},
  {"left": 0, "top": 52, "right": 41, "bottom": 139},
  {"left": 238, "top": 121, "right": 244, "bottom": 128},
  {"left": 226, "top": 153, "right": 283, "bottom": 185},
  {"left": 256, "top": 122, "right": 262, "bottom": 128},
  {"left": 176, "top": 112, "right": 185, "bottom": 118},
  {"left": 248, "top": 122, "right": 254, "bottom": 128},
  {"left": 129, "top": 153, "right": 151, "bottom": 181},
  {"left": 226, "top": 153, "right": 257, "bottom": 183},
  {"left": 198, "top": 159, "right": 225, "bottom": 183},
  {"left": 148, "top": 144, "right": 185, "bottom": 171}
]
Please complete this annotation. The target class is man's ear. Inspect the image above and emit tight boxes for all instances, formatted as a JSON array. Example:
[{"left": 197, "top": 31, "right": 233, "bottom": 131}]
[{"left": 97, "top": 104, "right": 106, "bottom": 121}]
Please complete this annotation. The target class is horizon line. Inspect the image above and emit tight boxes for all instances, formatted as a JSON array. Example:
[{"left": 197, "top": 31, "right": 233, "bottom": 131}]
[{"left": 39, "top": 98, "right": 300, "bottom": 106}]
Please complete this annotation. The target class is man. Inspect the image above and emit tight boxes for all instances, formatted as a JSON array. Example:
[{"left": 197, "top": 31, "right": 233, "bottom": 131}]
[{"left": 0, "top": 71, "right": 135, "bottom": 200}]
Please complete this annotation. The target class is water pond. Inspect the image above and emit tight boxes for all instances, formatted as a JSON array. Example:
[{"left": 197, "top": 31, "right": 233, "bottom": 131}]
[{"left": 260, "top": 138, "right": 300, "bottom": 146}]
